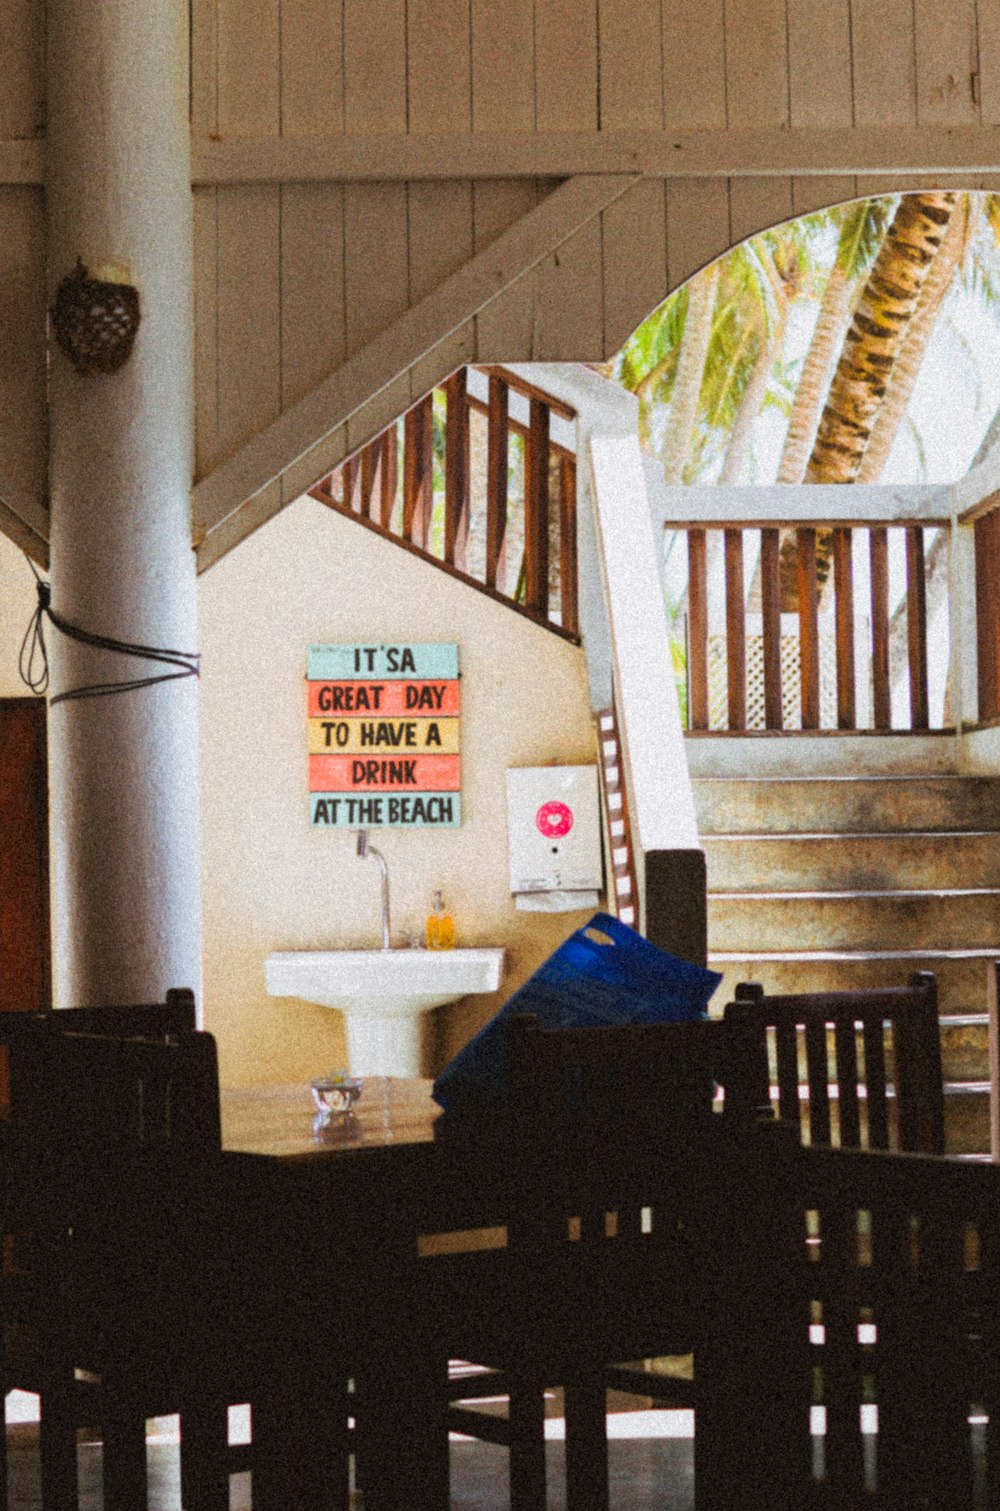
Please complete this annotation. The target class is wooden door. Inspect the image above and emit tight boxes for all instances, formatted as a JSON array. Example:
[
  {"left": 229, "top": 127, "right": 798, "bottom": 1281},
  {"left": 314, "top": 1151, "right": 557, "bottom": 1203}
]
[{"left": 0, "top": 698, "right": 49, "bottom": 1011}]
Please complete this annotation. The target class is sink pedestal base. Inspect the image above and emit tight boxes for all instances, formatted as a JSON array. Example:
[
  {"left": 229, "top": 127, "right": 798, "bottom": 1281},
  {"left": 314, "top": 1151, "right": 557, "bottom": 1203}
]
[{"left": 343, "top": 1009, "right": 424, "bottom": 1079}]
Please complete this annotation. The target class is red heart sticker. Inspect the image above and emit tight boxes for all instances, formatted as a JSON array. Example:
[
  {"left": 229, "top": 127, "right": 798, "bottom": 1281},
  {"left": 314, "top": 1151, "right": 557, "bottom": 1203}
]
[{"left": 536, "top": 801, "right": 573, "bottom": 838}]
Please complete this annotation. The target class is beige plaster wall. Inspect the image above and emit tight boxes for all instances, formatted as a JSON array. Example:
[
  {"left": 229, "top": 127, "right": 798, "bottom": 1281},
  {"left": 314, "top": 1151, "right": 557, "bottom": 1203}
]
[
  {"left": 198, "top": 496, "right": 601, "bottom": 1088},
  {"left": 0, "top": 530, "right": 40, "bottom": 697}
]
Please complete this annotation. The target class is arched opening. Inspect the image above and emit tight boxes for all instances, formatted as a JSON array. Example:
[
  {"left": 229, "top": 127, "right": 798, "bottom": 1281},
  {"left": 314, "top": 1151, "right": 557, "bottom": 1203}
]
[{"left": 610, "top": 190, "right": 1000, "bottom": 733}]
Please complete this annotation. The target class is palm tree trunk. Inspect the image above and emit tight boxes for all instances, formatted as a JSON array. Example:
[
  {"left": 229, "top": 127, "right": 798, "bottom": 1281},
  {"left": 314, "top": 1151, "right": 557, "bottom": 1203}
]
[
  {"left": 855, "top": 202, "right": 972, "bottom": 481},
  {"left": 776, "top": 263, "right": 853, "bottom": 483},
  {"left": 662, "top": 262, "right": 720, "bottom": 485},
  {"left": 805, "top": 192, "right": 960, "bottom": 485},
  {"left": 718, "top": 322, "right": 783, "bottom": 485},
  {"left": 779, "top": 193, "right": 960, "bottom": 607}
]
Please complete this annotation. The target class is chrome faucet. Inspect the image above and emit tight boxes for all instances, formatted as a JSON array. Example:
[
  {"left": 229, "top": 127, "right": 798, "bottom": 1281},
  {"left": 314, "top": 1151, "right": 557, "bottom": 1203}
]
[{"left": 356, "top": 830, "right": 391, "bottom": 949}]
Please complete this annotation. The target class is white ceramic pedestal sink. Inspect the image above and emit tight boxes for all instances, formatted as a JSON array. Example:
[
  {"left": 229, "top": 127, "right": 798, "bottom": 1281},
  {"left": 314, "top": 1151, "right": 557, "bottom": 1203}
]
[{"left": 264, "top": 948, "right": 506, "bottom": 1077}]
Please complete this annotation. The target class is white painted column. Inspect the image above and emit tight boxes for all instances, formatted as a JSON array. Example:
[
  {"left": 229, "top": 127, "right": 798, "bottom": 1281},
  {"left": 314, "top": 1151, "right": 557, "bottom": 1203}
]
[{"left": 45, "top": 0, "right": 201, "bottom": 1007}]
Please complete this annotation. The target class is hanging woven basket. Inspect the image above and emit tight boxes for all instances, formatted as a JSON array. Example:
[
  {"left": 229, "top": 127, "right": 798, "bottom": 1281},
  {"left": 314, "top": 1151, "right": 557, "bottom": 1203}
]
[{"left": 50, "top": 259, "right": 141, "bottom": 375}]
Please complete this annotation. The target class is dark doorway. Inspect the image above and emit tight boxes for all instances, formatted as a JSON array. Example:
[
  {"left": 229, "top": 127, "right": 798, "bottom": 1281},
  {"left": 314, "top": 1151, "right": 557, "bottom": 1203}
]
[{"left": 0, "top": 698, "right": 49, "bottom": 1011}]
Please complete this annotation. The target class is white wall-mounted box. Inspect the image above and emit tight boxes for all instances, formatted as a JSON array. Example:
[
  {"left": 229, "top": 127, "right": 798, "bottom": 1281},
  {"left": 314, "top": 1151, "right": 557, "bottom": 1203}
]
[{"left": 506, "top": 765, "right": 602, "bottom": 896}]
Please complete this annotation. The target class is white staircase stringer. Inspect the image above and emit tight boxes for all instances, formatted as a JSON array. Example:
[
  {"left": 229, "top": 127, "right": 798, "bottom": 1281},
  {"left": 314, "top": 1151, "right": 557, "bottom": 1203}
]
[{"left": 589, "top": 430, "right": 701, "bottom": 940}]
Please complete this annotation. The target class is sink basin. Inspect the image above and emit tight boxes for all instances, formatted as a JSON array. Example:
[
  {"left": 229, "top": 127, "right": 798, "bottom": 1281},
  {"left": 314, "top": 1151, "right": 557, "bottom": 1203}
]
[
  {"left": 265, "top": 948, "right": 505, "bottom": 1015},
  {"left": 264, "top": 948, "right": 506, "bottom": 1076}
]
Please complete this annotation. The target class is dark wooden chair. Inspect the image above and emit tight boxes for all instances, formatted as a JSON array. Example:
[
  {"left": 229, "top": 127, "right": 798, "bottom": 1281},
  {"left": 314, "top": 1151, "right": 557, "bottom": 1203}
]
[
  {"left": 0, "top": 1016, "right": 323, "bottom": 1511},
  {"left": 699, "top": 1138, "right": 1000, "bottom": 1510},
  {"left": 723, "top": 972, "right": 946, "bottom": 1153},
  {"left": 415, "top": 1012, "right": 760, "bottom": 1511},
  {"left": 47, "top": 984, "right": 197, "bottom": 1037},
  {"left": 0, "top": 989, "right": 197, "bottom": 1116}
]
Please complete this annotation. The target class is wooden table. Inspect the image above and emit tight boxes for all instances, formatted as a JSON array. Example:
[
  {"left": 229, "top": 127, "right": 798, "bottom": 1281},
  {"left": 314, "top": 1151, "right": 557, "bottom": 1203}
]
[
  {"left": 221, "top": 1076, "right": 441, "bottom": 1161},
  {"left": 217, "top": 1078, "right": 498, "bottom": 1511}
]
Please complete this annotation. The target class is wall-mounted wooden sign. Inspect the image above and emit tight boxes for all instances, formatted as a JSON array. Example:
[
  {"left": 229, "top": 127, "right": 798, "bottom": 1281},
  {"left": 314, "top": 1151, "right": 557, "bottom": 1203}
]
[{"left": 307, "top": 643, "right": 461, "bottom": 827}]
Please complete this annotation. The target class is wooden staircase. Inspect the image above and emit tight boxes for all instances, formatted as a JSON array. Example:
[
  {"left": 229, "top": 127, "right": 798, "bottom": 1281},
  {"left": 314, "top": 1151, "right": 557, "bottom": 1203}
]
[
  {"left": 308, "top": 365, "right": 579, "bottom": 642},
  {"left": 695, "top": 771, "right": 999, "bottom": 1157}
]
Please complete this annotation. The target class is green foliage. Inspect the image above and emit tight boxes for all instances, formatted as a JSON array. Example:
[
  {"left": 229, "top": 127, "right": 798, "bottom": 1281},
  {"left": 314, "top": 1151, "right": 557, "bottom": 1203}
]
[
  {"left": 615, "top": 284, "right": 688, "bottom": 403},
  {"left": 831, "top": 197, "right": 895, "bottom": 280},
  {"left": 614, "top": 190, "right": 1000, "bottom": 490}
]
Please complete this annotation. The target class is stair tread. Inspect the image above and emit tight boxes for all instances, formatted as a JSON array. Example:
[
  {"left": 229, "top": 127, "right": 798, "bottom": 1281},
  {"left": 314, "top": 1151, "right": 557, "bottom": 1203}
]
[
  {"left": 701, "top": 773, "right": 996, "bottom": 1156},
  {"left": 712, "top": 882, "right": 1000, "bottom": 894},
  {"left": 704, "top": 830, "right": 1000, "bottom": 841},
  {"left": 710, "top": 948, "right": 999, "bottom": 961},
  {"left": 694, "top": 773, "right": 997, "bottom": 784}
]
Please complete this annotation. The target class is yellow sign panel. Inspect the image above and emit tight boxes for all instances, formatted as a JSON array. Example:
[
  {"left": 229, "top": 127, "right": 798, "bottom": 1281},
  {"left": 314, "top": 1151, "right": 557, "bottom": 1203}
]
[{"left": 307, "top": 716, "right": 461, "bottom": 755}]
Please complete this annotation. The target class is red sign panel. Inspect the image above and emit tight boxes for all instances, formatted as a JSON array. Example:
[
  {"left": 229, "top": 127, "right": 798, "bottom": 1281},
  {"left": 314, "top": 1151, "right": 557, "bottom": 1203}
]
[
  {"left": 307, "top": 680, "right": 461, "bottom": 718},
  {"left": 308, "top": 753, "right": 462, "bottom": 792}
]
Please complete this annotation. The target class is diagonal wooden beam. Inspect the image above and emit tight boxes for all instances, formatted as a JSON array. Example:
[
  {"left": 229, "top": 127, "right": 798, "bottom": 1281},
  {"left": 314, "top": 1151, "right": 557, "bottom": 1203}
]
[
  {"left": 191, "top": 173, "right": 636, "bottom": 540},
  {"left": 0, "top": 490, "right": 49, "bottom": 568}
]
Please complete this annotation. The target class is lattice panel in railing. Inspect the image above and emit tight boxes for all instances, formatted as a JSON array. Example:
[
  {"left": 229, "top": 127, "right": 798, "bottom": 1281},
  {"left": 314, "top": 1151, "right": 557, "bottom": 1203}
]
[{"left": 705, "top": 632, "right": 840, "bottom": 731}]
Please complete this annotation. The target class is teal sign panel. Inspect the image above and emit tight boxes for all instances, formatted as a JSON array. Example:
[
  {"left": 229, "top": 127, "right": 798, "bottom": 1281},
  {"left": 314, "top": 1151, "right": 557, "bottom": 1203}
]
[
  {"left": 307, "top": 642, "right": 459, "bottom": 681},
  {"left": 310, "top": 793, "right": 462, "bottom": 827}
]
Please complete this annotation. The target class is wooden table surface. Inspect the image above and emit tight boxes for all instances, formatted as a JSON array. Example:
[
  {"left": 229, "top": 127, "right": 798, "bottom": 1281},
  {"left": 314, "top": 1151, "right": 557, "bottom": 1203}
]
[{"left": 220, "top": 1076, "right": 441, "bottom": 1160}]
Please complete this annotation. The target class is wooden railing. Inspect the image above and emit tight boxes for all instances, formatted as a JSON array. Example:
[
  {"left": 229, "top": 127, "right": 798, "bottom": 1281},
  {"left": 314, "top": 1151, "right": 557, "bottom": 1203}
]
[
  {"left": 974, "top": 495, "right": 1000, "bottom": 724},
  {"left": 677, "top": 520, "right": 944, "bottom": 734},
  {"left": 309, "top": 366, "right": 579, "bottom": 640}
]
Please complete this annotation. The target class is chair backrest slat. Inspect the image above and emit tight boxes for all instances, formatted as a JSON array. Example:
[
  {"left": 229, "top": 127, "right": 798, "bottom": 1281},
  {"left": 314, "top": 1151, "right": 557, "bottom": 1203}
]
[
  {"left": 803, "top": 1015, "right": 830, "bottom": 1145},
  {"left": 860, "top": 1004, "right": 890, "bottom": 1147},
  {"left": 832, "top": 1017, "right": 861, "bottom": 1147}
]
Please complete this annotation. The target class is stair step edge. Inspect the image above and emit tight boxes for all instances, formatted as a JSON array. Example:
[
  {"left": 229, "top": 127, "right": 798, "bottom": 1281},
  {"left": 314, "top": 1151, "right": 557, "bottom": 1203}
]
[
  {"left": 709, "top": 949, "right": 999, "bottom": 963},
  {"left": 709, "top": 882, "right": 1000, "bottom": 894},
  {"left": 703, "top": 830, "right": 1000, "bottom": 841}
]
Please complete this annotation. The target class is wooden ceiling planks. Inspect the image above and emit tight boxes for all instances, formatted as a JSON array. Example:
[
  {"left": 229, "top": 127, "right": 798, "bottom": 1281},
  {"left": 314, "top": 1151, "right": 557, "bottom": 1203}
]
[{"left": 9, "top": 1, "right": 1000, "bottom": 565}]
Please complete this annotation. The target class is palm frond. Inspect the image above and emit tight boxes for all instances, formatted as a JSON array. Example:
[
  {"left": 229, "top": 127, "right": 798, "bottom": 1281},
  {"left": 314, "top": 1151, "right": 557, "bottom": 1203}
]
[
  {"left": 904, "top": 414, "right": 929, "bottom": 481},
  {"left": 833, "top": 197, "right": 895, "bottom": 279}
]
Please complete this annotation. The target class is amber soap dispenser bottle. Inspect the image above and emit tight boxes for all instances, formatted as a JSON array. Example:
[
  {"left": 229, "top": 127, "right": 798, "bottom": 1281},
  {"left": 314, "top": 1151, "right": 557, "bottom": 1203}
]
[{"left": 426, "top": 890, "right": 455, "bottom": 950}]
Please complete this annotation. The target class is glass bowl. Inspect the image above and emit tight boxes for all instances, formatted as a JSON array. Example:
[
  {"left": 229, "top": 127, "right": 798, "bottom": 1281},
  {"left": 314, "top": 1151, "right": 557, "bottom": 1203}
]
[{"left": 310, "top": 1072, "right": 364, "bottom": 1117}]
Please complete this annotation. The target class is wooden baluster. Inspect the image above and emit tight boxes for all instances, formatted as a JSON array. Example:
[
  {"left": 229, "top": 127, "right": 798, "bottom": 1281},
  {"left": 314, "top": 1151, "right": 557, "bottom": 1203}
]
[
  {"left": 525, "top": 399, "right": 551, "bottom": 617},
  {"left": 724, "top": 528, "right": 746, "bottom": 730},
  {"left": 559, "top": 454, "right": 578, "bottom": 636},
  {"left": 906, "top": 525, "right": 929, "bottom": 729},
  {"left": 833, "top": 527, "right": 856, "bottom": 730},
  {"left": 760, "top": 527, "right": 783, "bottom": 730},
  {"left": 870, "top": 527, "right": 891, "bottom": 729},
  {"left": 341, "top": 457, "right": 359, "bottom": 512},
  {"left": 359, "top": 439, "right": 380, "bottom": 520},
  {"left": 797, "top": 528, "right": 820, "bottom": 729},
  {"left": 688, "top": 529, "right": 709, "bottom": 731},
  {"left": 403, "top": 395, "right": 434, "bottom": 548},
  {"left": 310, "top": 470, "right": 336, "bottom": 503},
  {"left": 975, "top": 510, "right": 1000, "bottom": 722},
  {"left": 485, "top": 375, "right": 509, "bottom": 591},
  {"left": 379, "top": 425, "right": 398, "bottom": 529},
  {"left": 444, "top": 370, "right": 469, "bottom": 569}
]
